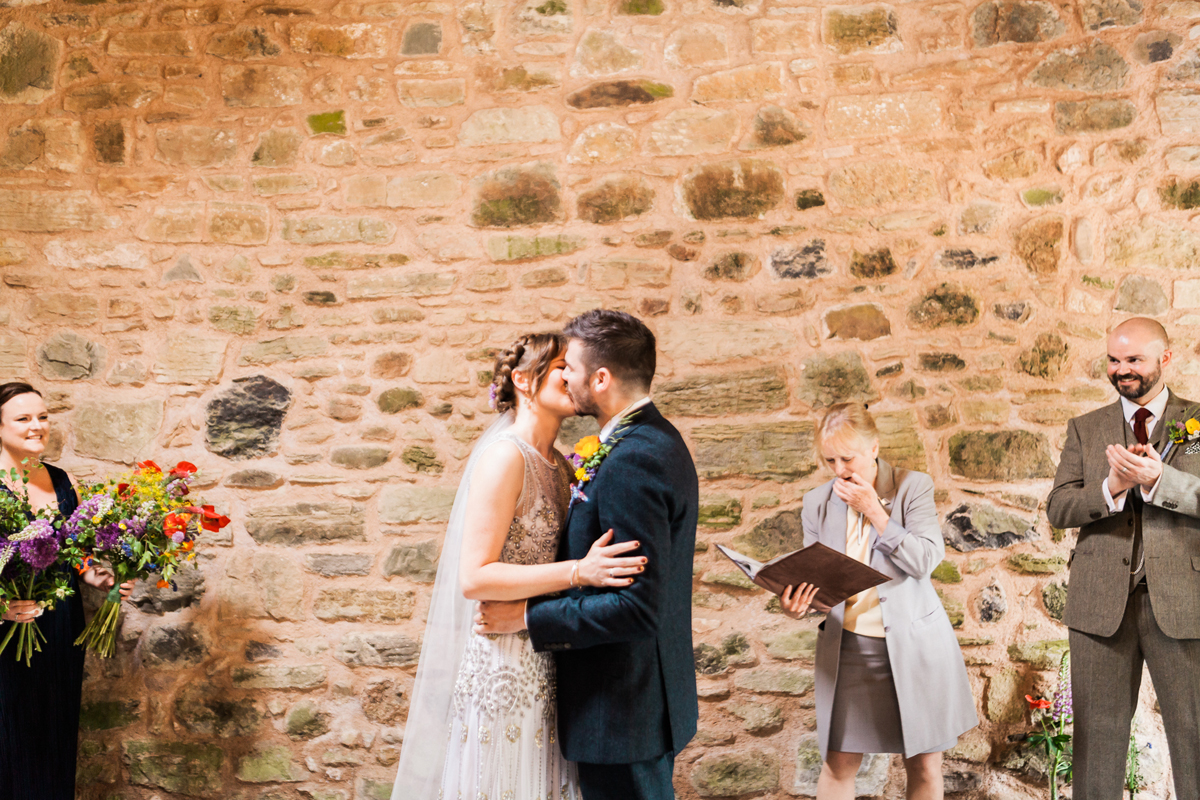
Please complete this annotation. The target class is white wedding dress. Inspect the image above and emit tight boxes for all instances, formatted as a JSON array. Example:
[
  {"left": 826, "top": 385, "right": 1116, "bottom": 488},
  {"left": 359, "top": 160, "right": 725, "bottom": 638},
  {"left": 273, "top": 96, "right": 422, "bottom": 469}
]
[{"left": 438, "top": 431, "right": 581, "bottom": 800}]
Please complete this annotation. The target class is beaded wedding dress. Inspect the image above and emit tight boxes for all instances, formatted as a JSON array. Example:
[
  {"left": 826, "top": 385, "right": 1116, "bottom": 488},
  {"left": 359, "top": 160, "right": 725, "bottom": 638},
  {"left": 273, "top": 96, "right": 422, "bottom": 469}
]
[{"left": 436, "top": 431, "right": 580, "bottom": 800}]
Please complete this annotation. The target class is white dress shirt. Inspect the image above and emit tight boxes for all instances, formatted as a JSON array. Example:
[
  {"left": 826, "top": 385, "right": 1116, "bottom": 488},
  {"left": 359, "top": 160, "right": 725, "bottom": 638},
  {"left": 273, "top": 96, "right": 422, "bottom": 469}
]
[
  {"left": 600, "top": 396, "right": 651, "bottom": 442},
  {"left": 1102, "top": 387, "right": 1170, "bottom": 513}
]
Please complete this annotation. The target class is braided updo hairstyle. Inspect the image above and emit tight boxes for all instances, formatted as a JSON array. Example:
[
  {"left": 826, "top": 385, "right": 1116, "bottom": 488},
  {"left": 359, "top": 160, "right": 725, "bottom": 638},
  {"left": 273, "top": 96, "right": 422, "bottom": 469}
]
[{"left": 491, "top": 332, "right": 566, "bottom": 413}]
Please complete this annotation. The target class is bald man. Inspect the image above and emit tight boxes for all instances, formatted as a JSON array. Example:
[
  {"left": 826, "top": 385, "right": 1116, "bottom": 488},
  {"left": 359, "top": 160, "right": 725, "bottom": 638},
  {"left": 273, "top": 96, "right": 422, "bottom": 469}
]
[{"left": 1047, "top": 317, "right": 1200, "bottom": 799}]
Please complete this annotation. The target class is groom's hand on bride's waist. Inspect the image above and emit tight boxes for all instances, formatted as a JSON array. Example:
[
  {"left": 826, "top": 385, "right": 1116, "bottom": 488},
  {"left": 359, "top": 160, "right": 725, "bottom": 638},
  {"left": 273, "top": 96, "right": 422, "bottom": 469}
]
[{"left": 474, "top": 599, "right": 528, "bottom": 635}]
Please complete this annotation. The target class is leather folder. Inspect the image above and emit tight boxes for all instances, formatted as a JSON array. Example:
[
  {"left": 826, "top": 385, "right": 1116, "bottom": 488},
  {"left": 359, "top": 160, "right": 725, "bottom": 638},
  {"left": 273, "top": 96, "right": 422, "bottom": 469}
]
[{"left": 715, "top": 542, "right": 890, "bottom": 608}]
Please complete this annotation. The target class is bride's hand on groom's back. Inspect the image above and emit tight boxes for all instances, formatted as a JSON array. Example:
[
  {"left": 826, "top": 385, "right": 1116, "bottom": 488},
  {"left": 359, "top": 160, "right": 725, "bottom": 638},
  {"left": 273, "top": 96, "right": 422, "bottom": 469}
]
[{"left": 577, "top": 529, "right": 646, "bottom": 588}]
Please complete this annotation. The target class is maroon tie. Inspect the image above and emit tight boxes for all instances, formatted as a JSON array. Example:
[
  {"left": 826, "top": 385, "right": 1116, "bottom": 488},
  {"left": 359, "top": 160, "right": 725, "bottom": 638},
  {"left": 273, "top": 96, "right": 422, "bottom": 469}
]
[{"left": 1133, "top": 407, "right": 1152, "bottom": 446}]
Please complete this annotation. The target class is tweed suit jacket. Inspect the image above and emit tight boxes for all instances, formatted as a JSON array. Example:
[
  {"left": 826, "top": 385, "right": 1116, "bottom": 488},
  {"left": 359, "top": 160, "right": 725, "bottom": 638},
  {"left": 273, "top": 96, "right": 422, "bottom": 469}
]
[
  {"left": 525, "top": 403, "right": 699, "bottom": 765},
  {"left": 803, "top": 459, "right": 978, "bottom": 760},
  {"left": 1047, "top": 390, "right": 1200, "bottom": 639}
]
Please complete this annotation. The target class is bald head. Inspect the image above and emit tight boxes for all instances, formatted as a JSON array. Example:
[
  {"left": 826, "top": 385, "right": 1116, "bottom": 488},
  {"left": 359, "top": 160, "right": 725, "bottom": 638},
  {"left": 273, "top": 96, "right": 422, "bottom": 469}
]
[
  {"left": 1110, "top": 317, "right": 1169, "bottom": 351},
  {"left": 1108, "top": 317, "right": 1171, "bottom": 403}
]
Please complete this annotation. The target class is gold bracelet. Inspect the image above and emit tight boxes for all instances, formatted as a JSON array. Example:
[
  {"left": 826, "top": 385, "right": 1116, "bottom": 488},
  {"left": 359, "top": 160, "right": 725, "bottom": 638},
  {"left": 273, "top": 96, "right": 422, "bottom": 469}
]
[{"left": 569, "top": 560, "right": 580, "bottom": 588}]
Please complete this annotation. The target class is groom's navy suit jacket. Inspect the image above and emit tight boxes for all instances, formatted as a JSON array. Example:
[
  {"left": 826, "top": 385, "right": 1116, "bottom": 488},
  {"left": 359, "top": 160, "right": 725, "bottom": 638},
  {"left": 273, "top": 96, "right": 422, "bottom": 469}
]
[{"left": 526, "top": 403, "right": 698, "bottom": 765}]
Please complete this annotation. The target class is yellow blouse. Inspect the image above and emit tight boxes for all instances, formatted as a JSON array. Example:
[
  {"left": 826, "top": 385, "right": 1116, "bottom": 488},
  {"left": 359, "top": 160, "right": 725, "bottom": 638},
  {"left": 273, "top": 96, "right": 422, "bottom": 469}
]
[{"left": 842, "top": 506, "right": 885, "bottom": 638}]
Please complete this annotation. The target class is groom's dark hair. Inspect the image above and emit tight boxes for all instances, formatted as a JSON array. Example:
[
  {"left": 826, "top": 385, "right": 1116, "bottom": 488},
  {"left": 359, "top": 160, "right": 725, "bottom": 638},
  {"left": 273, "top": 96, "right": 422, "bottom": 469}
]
[{"left": 564, "top": 309, "right": 656, "bottom": 392}]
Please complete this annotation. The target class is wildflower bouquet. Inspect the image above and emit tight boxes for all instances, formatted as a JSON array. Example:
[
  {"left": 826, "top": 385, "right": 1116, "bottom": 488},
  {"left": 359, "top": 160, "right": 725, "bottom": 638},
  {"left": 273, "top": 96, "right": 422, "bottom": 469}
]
[
  {"left": 64, "top": 460, "right": 229, "bottom": 657},
  {"left": 1025, "top": 650, "right": 1073, "bottom": 800},
  {"left": 0, "top": 467, "right": 75, "bottom": 666},
  {"left": 568, "top": 411, "right": 639, "bottom": 508}
]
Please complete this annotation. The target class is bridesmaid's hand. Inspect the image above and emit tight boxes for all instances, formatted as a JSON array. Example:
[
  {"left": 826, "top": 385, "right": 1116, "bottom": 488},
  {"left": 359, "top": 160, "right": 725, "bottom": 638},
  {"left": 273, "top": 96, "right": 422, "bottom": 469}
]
[
  {"left": 780, "top": 583, "right": 821, "bottom": 619},
  {"left": 2, "top": 600, "right": 42, "bottom": 624}
]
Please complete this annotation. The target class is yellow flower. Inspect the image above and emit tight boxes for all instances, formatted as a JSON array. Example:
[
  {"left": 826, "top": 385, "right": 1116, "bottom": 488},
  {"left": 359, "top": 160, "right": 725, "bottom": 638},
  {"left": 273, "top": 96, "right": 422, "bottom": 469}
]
[
  {"left": 1187, "top": 418, "right": 1200, "bottom": 435},
  {"left": 574, "top": 436, "right": 602, "bottom": 460},
  {"left": 575, "top": 467, "right": 587, "bottom": 481}
]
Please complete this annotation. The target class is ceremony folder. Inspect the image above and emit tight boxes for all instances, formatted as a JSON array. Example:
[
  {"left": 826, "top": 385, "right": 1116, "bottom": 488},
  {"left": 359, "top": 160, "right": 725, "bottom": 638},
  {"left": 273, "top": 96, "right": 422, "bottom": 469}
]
[{"left": 715, "top": 542, "right": 890, "bottom": 608}]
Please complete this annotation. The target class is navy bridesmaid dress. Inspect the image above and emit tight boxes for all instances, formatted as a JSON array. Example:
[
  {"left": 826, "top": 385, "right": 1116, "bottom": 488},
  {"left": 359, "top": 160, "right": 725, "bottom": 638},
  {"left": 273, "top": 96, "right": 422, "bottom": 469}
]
[{"left": 0, "top": 463, "right": 86, "bottom": 800}]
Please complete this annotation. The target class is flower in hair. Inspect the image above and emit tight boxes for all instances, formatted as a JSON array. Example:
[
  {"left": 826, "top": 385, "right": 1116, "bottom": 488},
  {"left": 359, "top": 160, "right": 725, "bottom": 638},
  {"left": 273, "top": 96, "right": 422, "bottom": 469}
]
[{"left": 488, "top": 383, "right": 498, "bottom": 410}]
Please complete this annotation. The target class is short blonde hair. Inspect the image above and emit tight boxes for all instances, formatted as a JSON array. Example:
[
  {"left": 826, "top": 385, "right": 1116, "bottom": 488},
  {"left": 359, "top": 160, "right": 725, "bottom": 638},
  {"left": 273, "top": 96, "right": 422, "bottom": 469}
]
[{"left": 815, "top": 402, "right": 878, "bottom": 454}]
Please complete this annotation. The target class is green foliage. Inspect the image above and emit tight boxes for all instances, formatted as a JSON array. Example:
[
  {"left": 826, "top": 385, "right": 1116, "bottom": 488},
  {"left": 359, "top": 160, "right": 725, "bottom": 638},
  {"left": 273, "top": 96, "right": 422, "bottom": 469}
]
[{"left": 535, "top": 0, "right": 567, "bottom": 13}]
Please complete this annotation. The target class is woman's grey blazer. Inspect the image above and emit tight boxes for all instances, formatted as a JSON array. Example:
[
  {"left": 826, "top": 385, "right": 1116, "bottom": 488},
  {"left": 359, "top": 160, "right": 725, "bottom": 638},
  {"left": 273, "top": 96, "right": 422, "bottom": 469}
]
[{"left": 802, "top": 459, "right": 978, "bottom": 759}]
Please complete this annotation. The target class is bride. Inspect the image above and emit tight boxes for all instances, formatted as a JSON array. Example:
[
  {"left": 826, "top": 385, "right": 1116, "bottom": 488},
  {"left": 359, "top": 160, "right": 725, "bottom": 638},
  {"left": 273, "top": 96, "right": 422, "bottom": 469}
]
[{"left": 392, "top": 332, "right": 647, "bottom": 800}]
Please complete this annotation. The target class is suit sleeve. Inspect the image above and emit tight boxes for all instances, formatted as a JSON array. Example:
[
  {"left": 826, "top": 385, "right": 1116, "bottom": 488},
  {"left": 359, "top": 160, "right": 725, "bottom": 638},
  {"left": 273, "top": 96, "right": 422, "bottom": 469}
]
[
  {"left": 872, "top": 474, "right": 943, "bottom": 578},
  {"left": 1046, "top": 417, "right": 1109, "bottom": 529},
  {"left": 1148, "top": 462, "right": 1200, "bottom": 519},
  {"left": 525, "top": 448, "right": 675, "bottom": 652}
]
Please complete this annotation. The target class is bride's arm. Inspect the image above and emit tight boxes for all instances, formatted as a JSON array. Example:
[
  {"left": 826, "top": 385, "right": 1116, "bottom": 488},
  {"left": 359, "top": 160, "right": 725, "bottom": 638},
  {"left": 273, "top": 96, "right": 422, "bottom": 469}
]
[{"left": 458, "top": 442, "right": 643, "bottom": 601}]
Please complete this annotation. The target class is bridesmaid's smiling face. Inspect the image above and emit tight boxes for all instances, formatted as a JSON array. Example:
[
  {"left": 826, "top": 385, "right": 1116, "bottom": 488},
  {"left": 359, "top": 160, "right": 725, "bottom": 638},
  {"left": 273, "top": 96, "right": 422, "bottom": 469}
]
[{"left": 0, "top": 393, "right": 49, "bottom": 461}]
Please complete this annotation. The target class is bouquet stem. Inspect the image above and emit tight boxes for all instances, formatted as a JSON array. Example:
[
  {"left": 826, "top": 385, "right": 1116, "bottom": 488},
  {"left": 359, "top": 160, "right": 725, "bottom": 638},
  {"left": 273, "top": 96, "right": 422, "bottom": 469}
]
[
  {"left": 0, "top": 618, "right": 45, "bottom": 666},
  {"left": 74, "top": 595, "right": 122, "bottom": 658}
]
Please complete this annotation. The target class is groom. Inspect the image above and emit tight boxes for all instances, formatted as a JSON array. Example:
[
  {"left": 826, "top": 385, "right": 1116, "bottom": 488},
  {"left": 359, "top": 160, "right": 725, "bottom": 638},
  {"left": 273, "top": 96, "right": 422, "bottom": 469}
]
[{"left": 475, "top": 309, "right": 699, "bottom": 800}]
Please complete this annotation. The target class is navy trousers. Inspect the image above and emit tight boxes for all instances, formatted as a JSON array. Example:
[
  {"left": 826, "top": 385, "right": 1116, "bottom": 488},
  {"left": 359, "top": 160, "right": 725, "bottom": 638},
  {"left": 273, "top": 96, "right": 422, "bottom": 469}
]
[{"left": 576, "top": 752, "right": 676, "bottom": 800}]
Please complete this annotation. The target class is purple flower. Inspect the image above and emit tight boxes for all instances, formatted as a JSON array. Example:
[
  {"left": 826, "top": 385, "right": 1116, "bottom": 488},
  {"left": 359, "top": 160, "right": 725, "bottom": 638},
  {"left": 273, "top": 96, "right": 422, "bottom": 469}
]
[
  {"left": 94, "top": 522, "right": 124, "bottom": 551},
  {"left": 1050, "top": 652, "right": 1072, "bottom": 725},
  {"left": 18, "top": 534, "right": 59, "bottom": 572},
  {"left": 171, "top": 531, "right": 185, "bottom": 544}
]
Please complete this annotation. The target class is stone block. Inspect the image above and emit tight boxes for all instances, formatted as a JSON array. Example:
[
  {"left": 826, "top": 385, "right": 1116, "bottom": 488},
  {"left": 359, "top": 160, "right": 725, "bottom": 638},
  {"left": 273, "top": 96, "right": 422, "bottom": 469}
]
[
  {"left": 971, "top": 1, "right": 1065, "bottom": 47},
  {"left": 576, "top": 175, "right": 655, "bottom": 223},
  {"left": 1055, "top": 99, "right": 1136, "bottom": 133},
  {"left": 282, "top": 217, "right": 395, "bottom": 245},
  {"left": 1115, "top": 275, "right": 1168, "bottom": 315},
  {"left": 124, "top": 741, "right": 223, "bottom": 796},
  {"left": 395, "top": 78, "right": 466, "bottom": 108},
  {"left": 80, "top": 700, "right": 140, "bottom": 732},
  {"left": 823, "top": 5, "right": 899, "bottom": 54},
  {"left": 487, "top": 234, "right": 585, "bottom": 262},
  {"left": 108, "top": 31, "right": 193, "bottom": 57},
  {"left": 379, "top": 485, "right": 456, "bottom": 524},
  {"left": 877, "top": 409, "right": 927, "bottom": 471},
  {"left": 141, "top": 621, "right": 208, "bottom": 669},
  {"left": 666, "top": 24, "right": 729, "bottom": 67},
  {"left": 849, "top": 248, "right": 898, "bottom": 278},
  {"left": 1042, "top": 581, "right": 1067, "bottom": 621},
  {"left": 1108, "top": 217, "right": 1200, "bottom": 270},
  {"left": 573, "top": 29, "right": 641, "bottom": 77},
  {"left": 908, "top": 284, "right": 979, "bottom": 328},
  {"left": 0, "top": 23, "right": 62, "bottom": 105},
  {"left": 983, "top": 148, "right": 1039, "bottom": 181},
  {"left": 334, "top": 632, "right": 420, "bottom": 667},
  {"left": 315, "top": 589, "right": 415, "bottom": 622},
  {"left": 698, "top": 495, "right": 742, "bottom": 530},
  {"left": 348, "top": 272, "right": 455, "bottom": 301},
  {"left": 152, "top": 332, "right": 226, "bottom": 385},
  {"left": 471, "top": 162, "right": 562, "bottom": 227},
  {"left": 656, "top": 367, "right": 788, "bottom": 417},
  {"left": 659, "top": 320, "right": 792, "bottom": 365},
  {"left": 1081, "top": 0, "right": 1142, "bottom": 30},
  {"left": 752, "top": 18, "right": 814, "bottom": 54},
  {"left": 733, "top": 507, "right": 803, "bottom": 560},
  {"left": 681, "top": 159, "right": 785, "bottom": 221},
  {"left": 943, "top": 503, "right": 1036, "bottom": 551},
  {"left": 286, "top": 699, "right": 331, "bottom": 740},
  {"left": 221, "top": 65, "right": 304, "bottom": 107},
  {"left": 459, "top": 106, "right": 559, "bottom": 145},
  {"left": 566, "top": 79, "right": 673, "bottom": 109},
  {"left": 382, "top": 540, "right": 439, "bottom": 583},
  {"left": 568, "top": 122, "right": 636, "bottom": 164},
  {"left": 693, "top": 422, "right": 816, "bottom": 482},
  {"left": 1027, "top": 41, "right": 1128, "bottom": 92},
  {"left": 206, "top": 375, "right": 291, "bottom": 458},
  {"left": 64, "top": 81, "right": 159, "bottom": 112},
  {"left": 949, "top": 430, "right": 1055, "bottom": 481},
  {"left": 1017, "top": 332, "right": 1068, "bottom": 378},
  {"left": 691, "top": 749, "right": 779, "bottom": 797},
  {"left": 332, "top": 445, "right": 391, "bottom": 469},
  {"left": 0, "top": 189, "right": 108, "bottom": 232},
  {"left": 253, "top": 128, "right": 304, "bottom": 167},
  {"left": 385, "top": 172, "right": 461, "bottom": 208},
  {"left": 797, "top": 351, "right": 877, "bottom": 409},
  {"left": 290, "top": 22, "right": 389, "bottom": 57},
  {"left": 245, "top": 502, "right": 366, "bottom": 545},
  {"left": 232, "top": 664, "right": 327, "bottom": 690},
  {"left": 692, "top": 63, "right": 785, "bottom": 104},
  {"left": 726, "top": 700, "right": 782, "bottom": 733},
  {"left": 1008, "top": 638, "right": 1068, "bottom": 670},
  {"left": 828, "top": 161, "right": 937, "bottom": 208},
  {"left": 155, "top": 127, "right": 236, "bottom": 168},
  {"left": 646, "top": 108, "right": 737, "bottom": 156},
  {"left": 824, "top": 303, "right": 891, "bottom": 340},
  {"left": 826, "top": 91, "right": 941, "bottom": 139},
  {"left": 206, "top": 25, "right": 285, "bottom": 59},
  {"left": 1014, "top": 215, "right": 1063, "bottom": 275},
  {"left": 74, "top": 399, "right": 162, "bottom": 464},
  {"left": 1007, "top": 553, "right": 1066, "bottom": 574},
  {"left": 402, "top": 21, "right": 442, "bottom": 54},
  {"left": 742, "top": 105, "right": 810, "bottom": 151},
  {"left": 237, "top": 745, "right": 307, "bottom": 783}
]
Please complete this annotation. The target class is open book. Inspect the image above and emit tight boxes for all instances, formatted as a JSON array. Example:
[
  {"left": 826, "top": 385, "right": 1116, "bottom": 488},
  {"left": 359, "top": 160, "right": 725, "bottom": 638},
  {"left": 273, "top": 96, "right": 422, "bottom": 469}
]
[{"left": 715, "top": 542, "right": 890, "bottom": 609}]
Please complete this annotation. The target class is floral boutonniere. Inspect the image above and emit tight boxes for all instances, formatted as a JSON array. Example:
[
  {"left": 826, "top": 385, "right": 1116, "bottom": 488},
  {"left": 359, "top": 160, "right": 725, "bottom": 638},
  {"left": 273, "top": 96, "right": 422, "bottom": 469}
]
[
  {"left": 568, "top": 412, "right": 639, "bottom": 508},
  {"left": 1163, "top": 406, "right": 1200, "bottom": 458}
]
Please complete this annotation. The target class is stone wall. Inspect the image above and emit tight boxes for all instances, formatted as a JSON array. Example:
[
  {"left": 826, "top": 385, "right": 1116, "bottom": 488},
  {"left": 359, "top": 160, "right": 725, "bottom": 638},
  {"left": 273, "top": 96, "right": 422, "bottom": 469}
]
[{"left": 0, "top": 0, "right": 1195, "bottom": 797}]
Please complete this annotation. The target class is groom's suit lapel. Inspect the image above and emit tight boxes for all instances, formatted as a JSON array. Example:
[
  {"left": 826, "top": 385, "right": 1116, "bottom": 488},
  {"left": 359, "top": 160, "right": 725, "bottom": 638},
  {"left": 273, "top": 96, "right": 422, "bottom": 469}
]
[{"left": 563, "top": 403, "right": 659, "bottom": 534}]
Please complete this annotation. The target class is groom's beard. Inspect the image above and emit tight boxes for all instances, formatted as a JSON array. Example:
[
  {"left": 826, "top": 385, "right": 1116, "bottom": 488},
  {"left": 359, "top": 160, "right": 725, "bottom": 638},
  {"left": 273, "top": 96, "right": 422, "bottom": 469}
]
[{"left": 566, "top": 383, "right": 600, "bottom": 418}]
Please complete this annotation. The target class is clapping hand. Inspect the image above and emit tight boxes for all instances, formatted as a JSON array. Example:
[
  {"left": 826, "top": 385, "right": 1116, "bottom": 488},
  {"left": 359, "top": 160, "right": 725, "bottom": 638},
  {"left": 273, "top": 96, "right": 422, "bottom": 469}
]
[
  {"left": 1106, "top": 443, "right": 1163, "bottom": 495},
  {"left": 780, "top": 583, "right": 823, "bottom": 619}
]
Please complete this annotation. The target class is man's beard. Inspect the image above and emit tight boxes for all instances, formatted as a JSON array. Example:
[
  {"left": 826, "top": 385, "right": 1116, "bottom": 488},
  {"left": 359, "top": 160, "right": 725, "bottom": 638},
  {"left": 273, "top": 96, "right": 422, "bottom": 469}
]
[
  {"left": 566, "top": 382, "right": 600, "bottom": 417},
  {"left": 1111, "top": 365, "right": 1161, "bottom": 400}
]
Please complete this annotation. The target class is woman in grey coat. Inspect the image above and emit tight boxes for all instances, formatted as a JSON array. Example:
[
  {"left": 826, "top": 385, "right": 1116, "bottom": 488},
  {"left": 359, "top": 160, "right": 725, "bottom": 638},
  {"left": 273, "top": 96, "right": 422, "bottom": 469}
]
[{"left": 782, "top": 403, "right": 977, "bottom": 800}]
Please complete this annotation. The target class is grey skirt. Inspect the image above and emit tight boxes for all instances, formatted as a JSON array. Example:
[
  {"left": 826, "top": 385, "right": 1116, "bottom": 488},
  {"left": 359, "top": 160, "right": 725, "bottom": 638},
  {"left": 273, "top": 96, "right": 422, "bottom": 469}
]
[{"left": 828, "top": 631, "right": 957, "bottom": 755}]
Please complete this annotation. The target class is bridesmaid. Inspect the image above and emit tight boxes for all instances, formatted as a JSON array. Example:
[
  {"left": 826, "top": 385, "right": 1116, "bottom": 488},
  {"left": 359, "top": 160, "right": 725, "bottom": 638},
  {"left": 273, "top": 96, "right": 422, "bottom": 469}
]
[{"left": 0, "top": 382, "right": 133, "bottom": 800}]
